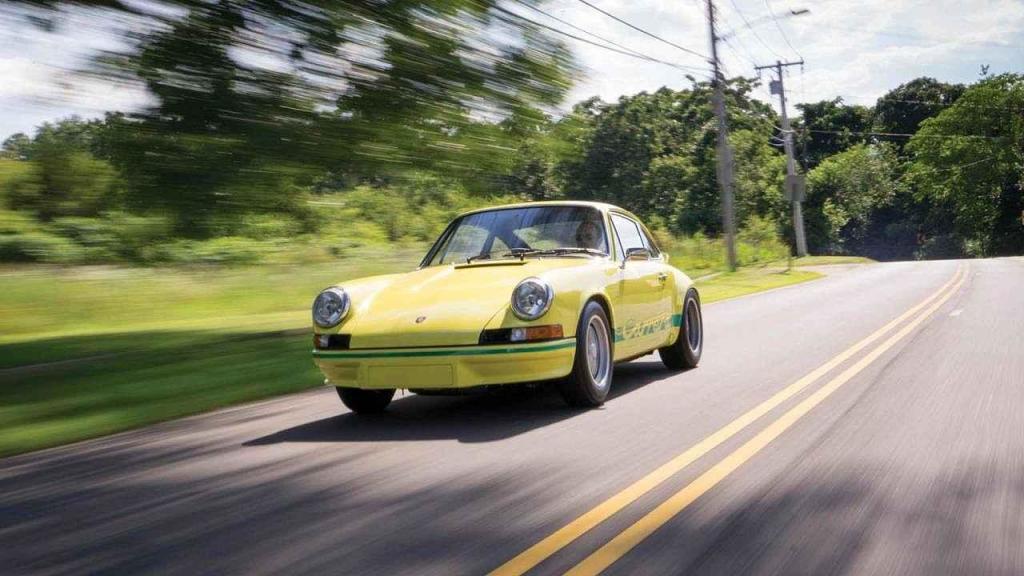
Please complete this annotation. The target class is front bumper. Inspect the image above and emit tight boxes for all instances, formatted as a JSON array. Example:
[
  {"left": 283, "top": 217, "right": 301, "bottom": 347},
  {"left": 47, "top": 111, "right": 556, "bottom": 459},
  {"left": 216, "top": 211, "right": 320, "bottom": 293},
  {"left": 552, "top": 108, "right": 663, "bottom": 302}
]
[{"left": 313, "top": 338, "right": 576, "bottom": 390}]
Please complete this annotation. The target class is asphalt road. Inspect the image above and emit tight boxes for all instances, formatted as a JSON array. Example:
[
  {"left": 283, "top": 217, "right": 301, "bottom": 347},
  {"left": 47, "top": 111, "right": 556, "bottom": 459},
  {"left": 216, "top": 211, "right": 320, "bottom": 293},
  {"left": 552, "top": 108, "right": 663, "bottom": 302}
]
[{"left": 3, "top": 258, "right": 1023, "bottom": 575}]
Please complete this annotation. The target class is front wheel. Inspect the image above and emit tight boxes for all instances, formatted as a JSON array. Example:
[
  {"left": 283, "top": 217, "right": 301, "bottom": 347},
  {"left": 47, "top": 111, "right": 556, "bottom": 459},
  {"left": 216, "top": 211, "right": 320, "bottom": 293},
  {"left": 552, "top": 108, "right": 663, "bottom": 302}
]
[
  {"left": 659, "top": 288, "right": 703, "bottom": 370},
  {"left": 336, "top": 387, "right": 395, "bottom": 414},
  {"left": 558, "top": 301, "right": 613, "bottom": 407}
]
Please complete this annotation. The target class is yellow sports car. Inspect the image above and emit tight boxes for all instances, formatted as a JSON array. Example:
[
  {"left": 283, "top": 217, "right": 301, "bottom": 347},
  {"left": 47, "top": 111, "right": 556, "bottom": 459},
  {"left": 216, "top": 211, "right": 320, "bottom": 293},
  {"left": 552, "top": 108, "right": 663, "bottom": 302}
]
[{"left": 311, "top": 201, "right": 702, "bottom": 412}]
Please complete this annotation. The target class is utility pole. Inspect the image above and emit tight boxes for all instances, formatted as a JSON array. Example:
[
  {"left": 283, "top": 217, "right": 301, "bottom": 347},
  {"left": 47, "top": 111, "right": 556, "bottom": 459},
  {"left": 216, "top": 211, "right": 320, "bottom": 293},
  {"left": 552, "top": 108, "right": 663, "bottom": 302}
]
[
  {"left": 755, "top": 59, "right": 808, "bottom": 256},
  {"left": 706, "top": 0, "right": 737, "bottom": 271}
]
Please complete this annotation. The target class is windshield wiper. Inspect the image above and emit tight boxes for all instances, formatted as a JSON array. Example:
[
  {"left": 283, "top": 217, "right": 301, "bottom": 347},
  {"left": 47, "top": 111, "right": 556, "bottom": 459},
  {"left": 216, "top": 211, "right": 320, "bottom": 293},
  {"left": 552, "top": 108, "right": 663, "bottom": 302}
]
[
  {"left": 537, "top": 247, "right": 608, "bottom": 257},
  {"left": 501, "top": 248, "right": 541, "bottom": 261}
]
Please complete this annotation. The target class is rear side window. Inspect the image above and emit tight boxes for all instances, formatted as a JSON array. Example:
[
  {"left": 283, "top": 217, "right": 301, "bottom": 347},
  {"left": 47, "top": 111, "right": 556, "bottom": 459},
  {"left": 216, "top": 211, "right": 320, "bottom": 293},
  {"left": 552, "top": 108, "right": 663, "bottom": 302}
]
[
  {"left": 611, "top": 214, "right": 644, "bottom": 259},
  {"left": 638, "top": 225, "right": 660, "bottom": 256}
]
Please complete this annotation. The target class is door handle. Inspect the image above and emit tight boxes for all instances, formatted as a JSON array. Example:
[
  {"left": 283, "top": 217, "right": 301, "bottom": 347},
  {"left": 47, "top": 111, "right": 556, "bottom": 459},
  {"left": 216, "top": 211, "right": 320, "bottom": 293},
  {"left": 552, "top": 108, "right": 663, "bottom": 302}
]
[{"left": 657, "top": 272, "right": 668, "bottom": 283}]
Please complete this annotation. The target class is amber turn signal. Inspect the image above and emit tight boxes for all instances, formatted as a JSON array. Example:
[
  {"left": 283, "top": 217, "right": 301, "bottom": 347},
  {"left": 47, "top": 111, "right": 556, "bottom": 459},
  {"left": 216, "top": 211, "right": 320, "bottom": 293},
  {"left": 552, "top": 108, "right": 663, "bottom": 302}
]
[
  {"left": 510, "top": 324, "right": 563, "bottom": 342},
  {"left": 480, "top": 324, "right": 564, "bottom": 345}
]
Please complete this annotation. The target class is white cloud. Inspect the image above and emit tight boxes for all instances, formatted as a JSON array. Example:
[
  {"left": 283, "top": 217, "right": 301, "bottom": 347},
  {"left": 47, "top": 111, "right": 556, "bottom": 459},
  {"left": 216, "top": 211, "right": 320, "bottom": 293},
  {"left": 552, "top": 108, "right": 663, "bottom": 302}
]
[
  {"left": 546, "top": 0, "right": 1024, "bottom": 113},
  {"left": 0, "top": 7, "right": 152, "bottom": 136}
]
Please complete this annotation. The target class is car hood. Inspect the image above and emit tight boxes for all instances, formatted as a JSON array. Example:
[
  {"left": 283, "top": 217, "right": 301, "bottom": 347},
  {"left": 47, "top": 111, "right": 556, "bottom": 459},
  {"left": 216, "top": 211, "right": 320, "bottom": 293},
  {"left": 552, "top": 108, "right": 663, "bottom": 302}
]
[{"left": 343, "top": 258, "right": 595, "bottom": 348}]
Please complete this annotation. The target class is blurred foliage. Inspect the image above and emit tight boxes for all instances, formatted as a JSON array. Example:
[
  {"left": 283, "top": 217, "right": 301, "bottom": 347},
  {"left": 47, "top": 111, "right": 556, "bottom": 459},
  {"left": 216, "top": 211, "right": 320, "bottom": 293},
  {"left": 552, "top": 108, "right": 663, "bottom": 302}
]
[
  {"left": 1, "top": 0, "right": 1023, "bottom": 264},
  {"left": 10, "top": 0, "right": 579, "bottom": 236}
]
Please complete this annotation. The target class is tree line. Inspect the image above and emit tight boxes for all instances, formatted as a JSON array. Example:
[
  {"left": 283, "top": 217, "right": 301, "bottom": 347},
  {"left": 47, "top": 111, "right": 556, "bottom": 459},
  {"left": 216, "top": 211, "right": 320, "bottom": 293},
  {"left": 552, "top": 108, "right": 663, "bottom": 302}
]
[
  {"left": 2, "top": 1, "right": 1022, "bottom": 263},
  {"left": 503, "top": 74, "right": 1024, "bottom": 260}
]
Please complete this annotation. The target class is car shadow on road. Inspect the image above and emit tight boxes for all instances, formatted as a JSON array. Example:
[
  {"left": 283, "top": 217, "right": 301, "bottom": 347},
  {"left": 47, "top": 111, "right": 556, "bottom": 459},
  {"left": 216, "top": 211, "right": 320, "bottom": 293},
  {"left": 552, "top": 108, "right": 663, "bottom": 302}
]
[{"left": 245, "top": 358, "right": 678, "bottom": 446}]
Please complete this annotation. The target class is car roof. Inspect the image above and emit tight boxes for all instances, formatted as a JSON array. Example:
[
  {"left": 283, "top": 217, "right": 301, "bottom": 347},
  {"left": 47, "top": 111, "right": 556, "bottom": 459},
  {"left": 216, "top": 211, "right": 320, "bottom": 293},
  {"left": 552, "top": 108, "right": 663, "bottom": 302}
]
[{"left": 456, "top": 200, "right": 644, "bottom": 223}]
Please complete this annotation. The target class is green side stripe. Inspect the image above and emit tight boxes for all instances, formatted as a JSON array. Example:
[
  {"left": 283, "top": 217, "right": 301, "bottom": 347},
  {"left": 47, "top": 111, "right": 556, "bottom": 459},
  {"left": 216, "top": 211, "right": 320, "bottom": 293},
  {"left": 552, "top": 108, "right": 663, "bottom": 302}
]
[
  {"left": 313, "top": 338, "right": 576, "bottom": 359},
  {"left": 671, "top": 313, "right": 683, "bottom": 327}
]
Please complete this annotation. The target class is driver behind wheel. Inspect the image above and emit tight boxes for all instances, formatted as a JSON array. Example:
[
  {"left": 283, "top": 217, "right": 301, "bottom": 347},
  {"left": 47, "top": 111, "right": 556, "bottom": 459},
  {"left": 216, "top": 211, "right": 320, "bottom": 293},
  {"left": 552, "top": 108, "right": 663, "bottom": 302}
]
[{"left": 575, "top": 218, "right": 603, "bottom": 251}]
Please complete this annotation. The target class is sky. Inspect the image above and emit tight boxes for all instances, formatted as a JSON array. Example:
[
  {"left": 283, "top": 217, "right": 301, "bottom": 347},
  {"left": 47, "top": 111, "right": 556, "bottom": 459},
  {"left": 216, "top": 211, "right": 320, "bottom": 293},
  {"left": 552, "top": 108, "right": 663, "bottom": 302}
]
[{"left": 1, "top": 0, "right": 1023, "bottom": 139}]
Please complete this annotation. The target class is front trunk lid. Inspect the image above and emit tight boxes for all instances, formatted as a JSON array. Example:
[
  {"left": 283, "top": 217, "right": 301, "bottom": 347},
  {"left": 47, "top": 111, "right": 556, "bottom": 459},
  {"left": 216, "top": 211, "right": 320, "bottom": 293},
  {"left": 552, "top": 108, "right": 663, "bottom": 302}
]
[{"left": 344, "top": 259, "right": 585, "bottom": 348}]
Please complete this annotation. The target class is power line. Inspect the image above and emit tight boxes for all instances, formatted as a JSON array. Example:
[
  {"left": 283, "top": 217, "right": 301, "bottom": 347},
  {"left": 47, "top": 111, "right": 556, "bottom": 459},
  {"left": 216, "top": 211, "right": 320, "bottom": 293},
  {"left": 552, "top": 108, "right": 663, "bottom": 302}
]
[
  {"left": 490, "top": 5, "right": 707, "bottom": 73},
  {"left": 763, "top": 0, "right": 802, "bottom": 60},
  {"left": 715, "top": 11, "right": 759, "bottom": 67},
  {"left": 575, "top": 0, "right": 709, "bottom": 60},
  {"left": 509, "top": 0, "right": 676, "bottom": 66},
  {"left": 804, "top": 128, "right": 1006, "bottom": 140},
  {"left": 720, "top": 36, "right": 755, "bottom": 68},
  {"left": 726, "top": 0, "right": 782, "bottom": 60},
  {"left": 899, "top": 156, "right": 995, "bottom": 183},
  {"left": 717, "top": 21, "right": 757, "bottom": 68}
]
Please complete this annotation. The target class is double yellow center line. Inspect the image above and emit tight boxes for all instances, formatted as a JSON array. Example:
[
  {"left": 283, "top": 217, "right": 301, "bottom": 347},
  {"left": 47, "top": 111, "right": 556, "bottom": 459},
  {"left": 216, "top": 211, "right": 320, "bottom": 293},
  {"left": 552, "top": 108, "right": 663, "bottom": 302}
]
[{"left": 492, "top": 265, "right": 966, "bottom": 576}]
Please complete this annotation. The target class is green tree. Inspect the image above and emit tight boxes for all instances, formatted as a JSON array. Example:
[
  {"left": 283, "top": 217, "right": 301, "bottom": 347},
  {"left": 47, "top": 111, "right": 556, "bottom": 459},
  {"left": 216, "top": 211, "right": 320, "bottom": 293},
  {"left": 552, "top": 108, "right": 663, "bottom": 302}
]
[
  {"left": 2, "top": 134, "right": 32, "bottom": 160},
  {"left": 907, "top": 74, "right": 1024, "bottom": 256},
  {"left": 874, "top": 77, "right": 965, "bottom": 153},
  {"left": 804, "top": 144, "right": 902, "bottom": 253},
  {"left": 730, "top": 129, "right": 786, "bottom": 228},
  {"left": 2, "top": 119, "right": 123, "bottom": 220},
  {"left": 795, "top": 98, "right": 872, "bottom": 169},
  {"left": 13, "top": 1, "right": 579, "bottom": 236},
  {"left": 560, "top": 80, "right": 779, "bottom": 233}
]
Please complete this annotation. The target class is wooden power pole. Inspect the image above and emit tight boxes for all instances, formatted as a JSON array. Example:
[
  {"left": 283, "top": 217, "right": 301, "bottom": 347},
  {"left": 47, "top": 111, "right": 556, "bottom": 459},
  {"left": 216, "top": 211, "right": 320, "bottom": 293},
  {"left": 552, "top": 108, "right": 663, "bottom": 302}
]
[
  {"left": 756, "top": 59, "right": 808, "bottom": 257},
  {"left": 706, "top": 0, "right": 737, "bottom": 271}
]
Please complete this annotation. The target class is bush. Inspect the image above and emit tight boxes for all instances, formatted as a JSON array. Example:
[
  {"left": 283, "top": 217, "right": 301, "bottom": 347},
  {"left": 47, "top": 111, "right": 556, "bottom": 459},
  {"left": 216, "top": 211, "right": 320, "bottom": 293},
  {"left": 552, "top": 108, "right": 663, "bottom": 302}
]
[
  {"left": 0, "top": 159, "right": 42, "bottom": 211},
  {"left": 737, "top": 216, "right": 789, "bottom": 265},
  {"left": 235, "top": 213, "right": 306, "bottom": 240},
  {"left": 153, "top": 237, "right": 288, "bottom": 265},
  {"left": 0, "top": 231, "right": 82, "bottom": 263},
  {"left": 659, "top": 222, "right": 789, "bottom": 274},
  {"left": 50, "top": 213, "right": 171, "bottom": 261},
  {"left": 339, "top": 182, "right": 507, "bottom": 243},
  {"left": 915, "top": 234, "right": 965, "bottom": 260}
]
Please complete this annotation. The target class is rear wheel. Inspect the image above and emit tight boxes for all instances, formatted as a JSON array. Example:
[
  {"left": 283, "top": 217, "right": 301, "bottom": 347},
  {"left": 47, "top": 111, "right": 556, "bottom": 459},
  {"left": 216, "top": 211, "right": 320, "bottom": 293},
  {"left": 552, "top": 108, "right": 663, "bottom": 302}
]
[
  {"left": 558, "top": 301, "right": 613, "bottom": 407},
  {"left": 659, "top": 288, "right": 702, "bottom": 370},
  {"left": 336, "top": 387, "right": 395, "bottom": 414}
]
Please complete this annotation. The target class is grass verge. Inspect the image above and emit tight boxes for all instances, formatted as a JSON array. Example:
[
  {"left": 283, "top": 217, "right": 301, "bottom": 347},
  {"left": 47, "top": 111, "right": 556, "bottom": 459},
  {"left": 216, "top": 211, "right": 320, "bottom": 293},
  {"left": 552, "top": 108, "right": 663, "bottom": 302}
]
[
  {"left": 0, "top": 332, "right": 319, "bottom": 457},
  {"left": 787, "top": 255, "right": 876, "bottom": 266},
  {"left": 696, "top": 267, "right": 823, "bottom": 303}
]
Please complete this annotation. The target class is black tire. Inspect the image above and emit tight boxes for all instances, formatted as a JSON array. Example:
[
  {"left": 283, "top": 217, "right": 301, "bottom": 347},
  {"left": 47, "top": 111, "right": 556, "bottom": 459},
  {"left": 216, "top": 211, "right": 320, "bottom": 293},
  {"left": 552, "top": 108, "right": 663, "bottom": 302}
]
[
  {"left": 659, "top": 288, "right": 703, "bottom": 370},
  {"left": 336, "top": 387, "right": 395, "bottom": 414},
  {"left": 558, "top": 301, "right": 614, "bottom": 407}
]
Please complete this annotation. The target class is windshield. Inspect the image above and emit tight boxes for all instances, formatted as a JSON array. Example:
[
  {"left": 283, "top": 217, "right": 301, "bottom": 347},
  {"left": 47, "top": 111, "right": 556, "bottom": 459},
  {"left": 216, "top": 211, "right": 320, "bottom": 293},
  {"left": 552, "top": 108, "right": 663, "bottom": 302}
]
[{"left": 424, "top": 206, "right": 609, "bottom": 266}]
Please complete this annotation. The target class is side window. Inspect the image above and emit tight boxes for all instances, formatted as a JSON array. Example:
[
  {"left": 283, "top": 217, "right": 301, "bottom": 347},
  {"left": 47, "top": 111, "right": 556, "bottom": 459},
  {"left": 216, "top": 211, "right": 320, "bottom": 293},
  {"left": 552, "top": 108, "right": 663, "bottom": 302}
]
[
  {"left": 611, "top": 214, "right": 644, "bottom": 259},
  {"left": 638, "top": 225, "right": 660, "bottom": 257}
]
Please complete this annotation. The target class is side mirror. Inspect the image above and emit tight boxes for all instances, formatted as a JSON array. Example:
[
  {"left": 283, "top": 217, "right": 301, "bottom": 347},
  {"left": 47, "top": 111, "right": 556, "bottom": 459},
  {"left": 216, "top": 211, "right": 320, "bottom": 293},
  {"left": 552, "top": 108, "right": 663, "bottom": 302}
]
[{"left": 622, "top": 247, "right": 652, "bottom": 268}]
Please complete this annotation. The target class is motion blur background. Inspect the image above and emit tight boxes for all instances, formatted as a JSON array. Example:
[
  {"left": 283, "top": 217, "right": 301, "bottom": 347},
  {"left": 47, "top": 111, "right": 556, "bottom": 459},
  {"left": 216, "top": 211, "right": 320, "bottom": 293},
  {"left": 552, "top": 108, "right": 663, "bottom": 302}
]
[{"left": 0, "top": 1, "right": 1021, "bottom": 455}]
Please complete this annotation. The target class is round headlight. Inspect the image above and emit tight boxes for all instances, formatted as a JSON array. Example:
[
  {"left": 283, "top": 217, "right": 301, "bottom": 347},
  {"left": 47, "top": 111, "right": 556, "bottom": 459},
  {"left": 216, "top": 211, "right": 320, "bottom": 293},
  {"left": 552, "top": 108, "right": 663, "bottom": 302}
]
[
  {"left": 511, "top": 278, "right": 553, "bottom": 321},
  {"left": 313, "top": 287, "right": 350, "bottom": 328}
]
